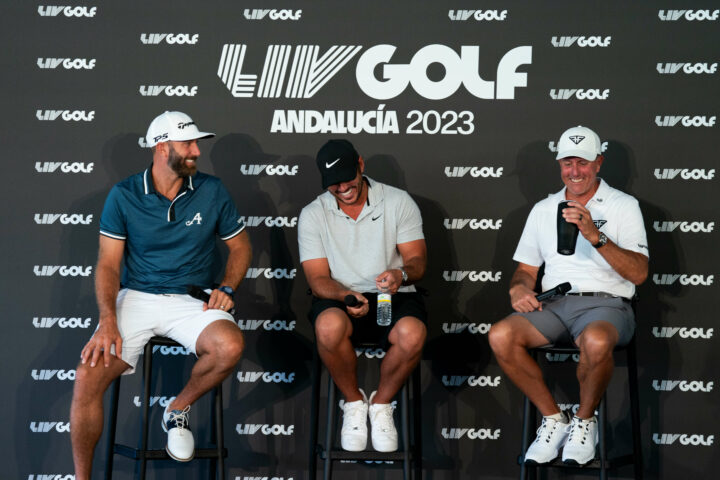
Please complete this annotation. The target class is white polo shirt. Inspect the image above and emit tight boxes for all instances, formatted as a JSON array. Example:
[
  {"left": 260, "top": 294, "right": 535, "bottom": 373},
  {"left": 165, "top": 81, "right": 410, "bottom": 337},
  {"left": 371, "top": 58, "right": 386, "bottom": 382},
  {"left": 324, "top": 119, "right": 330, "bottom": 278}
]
[
  {"left": 513, "top": 179, "right": 649, "bottom": 299},
  {"left": 298, "top": 176, "right": 424, "bottom": 293}
]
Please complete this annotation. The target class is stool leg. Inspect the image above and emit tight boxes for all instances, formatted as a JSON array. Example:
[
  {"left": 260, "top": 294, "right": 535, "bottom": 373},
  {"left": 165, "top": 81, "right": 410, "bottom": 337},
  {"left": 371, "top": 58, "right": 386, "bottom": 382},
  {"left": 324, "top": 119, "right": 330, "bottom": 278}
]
[
  {"left": 104, "top": 376, "right": 121, "bottom": 480},
  {"left": 138, "top": 342, "right": 153, "bottom": 480},
  {"left": 400, "top": 381, "right": 410, "bottom": 480},
  {"left": 627, "top": 339, "right": 643, "bottom": 480},
  {"left": 215, "top": 382, "right": 225, "bottom": 480},
  {"left": 323, "top": 376, "right": 337, "bottom": 480},
  {"left": 599, "top": 394, "right": 608, "bottom": 480},
  {"left": 309, "top": 348, "right": 321, "bottom": 480},
  {"left": 412, "top": 366, "right": 422, "bottom": 480},
  {"left": 520, "top": 393, "right": 532, "bottom": 480}
]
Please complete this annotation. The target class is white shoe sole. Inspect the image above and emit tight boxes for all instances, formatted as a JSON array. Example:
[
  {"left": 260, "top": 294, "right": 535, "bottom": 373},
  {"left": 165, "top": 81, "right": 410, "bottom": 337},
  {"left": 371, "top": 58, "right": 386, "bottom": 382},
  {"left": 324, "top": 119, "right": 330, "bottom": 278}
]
[{"left": 165, "top": 444, "right": 195, "bottom": 462}]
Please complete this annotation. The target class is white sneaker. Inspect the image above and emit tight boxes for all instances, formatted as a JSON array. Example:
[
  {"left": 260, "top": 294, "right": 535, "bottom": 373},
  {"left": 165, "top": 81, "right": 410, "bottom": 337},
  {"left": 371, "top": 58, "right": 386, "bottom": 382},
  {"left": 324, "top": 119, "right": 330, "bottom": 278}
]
[
  {"left": 524, "top": 411, "right": 571, "bottom": 464},
  {"left": 340, "top": 389, "right": 368, "bottom": 451},
  {"left": 368, "top": 391, "right": 398, "bottom": 452},
  {"left": 162, "top": 405, "right": 195, "bottom": 462},
  {"left": 562, "top": 415, "right": 598, "bottom": 465}
]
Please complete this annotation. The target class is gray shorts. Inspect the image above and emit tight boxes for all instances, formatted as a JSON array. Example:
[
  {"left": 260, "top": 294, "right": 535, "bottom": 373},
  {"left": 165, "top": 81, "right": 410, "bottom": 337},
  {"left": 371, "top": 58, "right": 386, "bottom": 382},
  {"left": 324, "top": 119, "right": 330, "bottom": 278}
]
[{"left": 516, "top": 295, "right": 635, "bottom": 346}]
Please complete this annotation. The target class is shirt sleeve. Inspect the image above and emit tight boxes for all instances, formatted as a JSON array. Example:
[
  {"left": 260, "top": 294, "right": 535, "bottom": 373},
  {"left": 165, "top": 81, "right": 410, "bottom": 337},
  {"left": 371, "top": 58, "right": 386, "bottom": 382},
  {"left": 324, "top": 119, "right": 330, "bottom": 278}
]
[
  {"left": 512, "top": 204, "right": 544, "bottom": 267},
  {"left": 396, "top": 191, "right": 424, "bottom": 244},
  {"left": 298, "top": 204, "right": 326, "bottom": 263},
  {"left": 215, "top": 180, "right": 245, "bottom": 240},
  {"left": 99, "top": 185, "right": 127, "bottom": 240},
  {"left": 615, "top": 197, "right": 649, "bottom": 258}
]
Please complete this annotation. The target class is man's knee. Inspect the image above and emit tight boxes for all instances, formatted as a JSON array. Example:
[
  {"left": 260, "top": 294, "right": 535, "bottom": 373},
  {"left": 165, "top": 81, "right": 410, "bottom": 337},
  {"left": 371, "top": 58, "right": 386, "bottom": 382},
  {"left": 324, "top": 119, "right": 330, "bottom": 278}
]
[
  {"left": 72, "top": 362, "right": 117, "bottom": 403},
  {"left": 205, "top": 329, "right": 245, "bottom": 370},
  {"left": 488, "top": 318, "right": 517, "bottom": 355},
  {"left": 390, "top": 317, "right": 426, "bottom": 354},
  {"left": 578, "top": 325, "right": 617, "bottom": 362},
  {"left": 314, "top": 310, "right": 351, "bottom": 350}
]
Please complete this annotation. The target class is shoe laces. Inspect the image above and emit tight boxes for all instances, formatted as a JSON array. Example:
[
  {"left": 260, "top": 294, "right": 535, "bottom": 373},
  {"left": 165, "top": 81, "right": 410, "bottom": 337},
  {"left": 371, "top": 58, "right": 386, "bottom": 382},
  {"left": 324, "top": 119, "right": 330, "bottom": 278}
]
[
  {"left": 535, "top": 416, "right": 562, "bottom": 444},
  {"left": 371, "top": 403, "right": 395, "bottom": 432},
  {"left": 168, "top": 405, "right": 191, "bottom": 431},
  {"left": 343, "top": 401, "right": 367, "bottom": 430},
  {"left": 566, "top": 417, "right": 593, "bottom": 445}
]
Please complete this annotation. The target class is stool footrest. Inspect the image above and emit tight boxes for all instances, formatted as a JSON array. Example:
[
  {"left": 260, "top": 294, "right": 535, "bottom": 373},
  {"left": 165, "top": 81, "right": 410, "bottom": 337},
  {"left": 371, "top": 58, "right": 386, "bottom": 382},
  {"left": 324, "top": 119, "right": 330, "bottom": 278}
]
[
  {"left": 517, "top": 455, "right": 637, "bottom": 470},
  {"left": 320, "top": 449, "right": 413, "bottom": 461},
  {"left": 113, "top": 444, "right": 227, "bottom": 460},
  {"left": 517, "top": 457, "right": 602, "bottom": 469}
]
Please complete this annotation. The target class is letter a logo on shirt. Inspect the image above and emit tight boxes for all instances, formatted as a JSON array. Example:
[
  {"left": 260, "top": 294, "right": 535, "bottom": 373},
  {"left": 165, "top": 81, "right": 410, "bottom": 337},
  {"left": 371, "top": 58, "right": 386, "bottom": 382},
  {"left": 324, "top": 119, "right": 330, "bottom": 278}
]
[{"left": 186, "top": 213, "right": 203, "bottom": 226}]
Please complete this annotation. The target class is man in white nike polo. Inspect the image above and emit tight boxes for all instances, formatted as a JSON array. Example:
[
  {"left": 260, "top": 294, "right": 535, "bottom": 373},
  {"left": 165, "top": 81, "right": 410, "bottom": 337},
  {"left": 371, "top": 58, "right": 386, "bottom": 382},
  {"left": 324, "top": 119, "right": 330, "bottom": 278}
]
[{"left": 298, "top": 139, "right": 427, "bottom": 452}]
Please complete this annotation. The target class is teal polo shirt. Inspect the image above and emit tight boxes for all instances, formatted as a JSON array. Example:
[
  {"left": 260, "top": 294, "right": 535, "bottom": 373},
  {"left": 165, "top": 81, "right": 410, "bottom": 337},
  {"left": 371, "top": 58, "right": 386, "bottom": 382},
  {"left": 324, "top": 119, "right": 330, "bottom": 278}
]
[{"left": 99, "top": 166, "right": 245, "bottom": 294}]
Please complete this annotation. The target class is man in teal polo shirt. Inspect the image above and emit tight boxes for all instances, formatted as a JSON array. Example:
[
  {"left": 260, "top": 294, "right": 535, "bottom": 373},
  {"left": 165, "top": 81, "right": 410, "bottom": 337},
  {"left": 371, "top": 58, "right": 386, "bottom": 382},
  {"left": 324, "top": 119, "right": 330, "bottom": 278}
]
[{"left": 70, "top": 111, "right": 251, "bottom": 478}]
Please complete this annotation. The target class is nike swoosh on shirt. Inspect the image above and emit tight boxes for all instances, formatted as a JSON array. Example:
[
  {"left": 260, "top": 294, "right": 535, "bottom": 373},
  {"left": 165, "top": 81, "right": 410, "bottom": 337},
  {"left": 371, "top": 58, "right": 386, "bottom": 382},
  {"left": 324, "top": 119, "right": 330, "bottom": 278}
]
[
  {"left": 325, "top": 158, "right": 341, "bottom": 168},
  {"left": 372, "top": 214, "right": 382, "bottom": 221}
]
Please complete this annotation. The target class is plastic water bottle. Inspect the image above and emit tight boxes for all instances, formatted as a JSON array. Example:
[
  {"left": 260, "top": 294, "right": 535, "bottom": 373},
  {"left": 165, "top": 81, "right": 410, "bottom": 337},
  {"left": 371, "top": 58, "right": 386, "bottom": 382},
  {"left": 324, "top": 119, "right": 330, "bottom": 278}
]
[{"left": 376, "top": 291, "right": 392, "bottom": 326}]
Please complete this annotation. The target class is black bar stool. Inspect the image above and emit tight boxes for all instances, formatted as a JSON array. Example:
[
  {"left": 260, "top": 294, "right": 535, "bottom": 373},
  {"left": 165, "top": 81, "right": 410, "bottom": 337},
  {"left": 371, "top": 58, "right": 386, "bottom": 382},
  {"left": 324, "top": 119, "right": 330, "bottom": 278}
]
[
  {"left": 105, "top": 336, "right": 227, "bottom": 480},
  {"left": 309, "top": 341, "right": 422, "bottom": 480},
  {"left": 518, "top": 336, "right": 642, "bottom": 480}
]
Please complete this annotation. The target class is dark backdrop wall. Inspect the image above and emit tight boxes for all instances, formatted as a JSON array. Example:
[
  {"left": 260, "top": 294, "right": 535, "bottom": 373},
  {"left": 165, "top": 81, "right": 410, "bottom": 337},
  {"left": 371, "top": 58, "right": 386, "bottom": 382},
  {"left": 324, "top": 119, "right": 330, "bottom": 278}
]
[{"left": 2, "top": 1, "right": 718, "bottom": 479}]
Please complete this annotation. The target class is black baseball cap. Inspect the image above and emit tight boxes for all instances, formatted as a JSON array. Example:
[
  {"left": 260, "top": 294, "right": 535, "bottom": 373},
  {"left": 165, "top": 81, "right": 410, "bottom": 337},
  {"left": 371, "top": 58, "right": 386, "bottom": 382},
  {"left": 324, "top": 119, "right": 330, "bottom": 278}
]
[{"left": 316, "top": 139, "right": 360, "bottom": 189}]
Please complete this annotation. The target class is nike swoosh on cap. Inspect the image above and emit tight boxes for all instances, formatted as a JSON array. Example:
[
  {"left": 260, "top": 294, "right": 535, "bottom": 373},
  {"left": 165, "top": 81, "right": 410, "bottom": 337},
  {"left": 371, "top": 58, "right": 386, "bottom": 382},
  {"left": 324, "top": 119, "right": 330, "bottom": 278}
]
[{"left": 325, "top": 158, "right": 341, "bottom": 168}]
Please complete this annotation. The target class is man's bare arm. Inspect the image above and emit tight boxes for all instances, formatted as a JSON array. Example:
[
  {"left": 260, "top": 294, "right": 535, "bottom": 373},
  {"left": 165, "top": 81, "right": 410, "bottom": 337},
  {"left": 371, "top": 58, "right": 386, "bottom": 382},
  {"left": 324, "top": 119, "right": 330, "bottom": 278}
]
[
  {"left": 206, "top": 230, "right": 252, "bottom": 311},
  {"left": 81, "top": 235, "right": 125, "bottom": 367}
]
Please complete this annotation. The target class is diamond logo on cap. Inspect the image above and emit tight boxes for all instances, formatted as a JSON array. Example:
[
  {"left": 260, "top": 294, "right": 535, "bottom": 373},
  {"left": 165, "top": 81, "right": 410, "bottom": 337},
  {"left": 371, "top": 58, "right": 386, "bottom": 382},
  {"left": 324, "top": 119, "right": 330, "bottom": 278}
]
[
  {"left": 325, "top": 157, "right": 341, "bottom": 168},
  {"left": 569, "top": 135, "right": 585, "bottom": 145}
]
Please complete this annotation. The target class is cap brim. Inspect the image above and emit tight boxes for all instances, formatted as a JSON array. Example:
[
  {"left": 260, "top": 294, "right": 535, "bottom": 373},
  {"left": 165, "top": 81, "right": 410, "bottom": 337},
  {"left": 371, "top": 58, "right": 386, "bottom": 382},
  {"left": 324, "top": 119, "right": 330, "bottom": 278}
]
[
  {"left": 556, "top": 149, "right": 598, "bottom": 161},
  {"left": 321, "top": 169, "right": 357, "bottom": 189},
  {"left": 172, "top": 131, "right": 215, "bottom": 141}
]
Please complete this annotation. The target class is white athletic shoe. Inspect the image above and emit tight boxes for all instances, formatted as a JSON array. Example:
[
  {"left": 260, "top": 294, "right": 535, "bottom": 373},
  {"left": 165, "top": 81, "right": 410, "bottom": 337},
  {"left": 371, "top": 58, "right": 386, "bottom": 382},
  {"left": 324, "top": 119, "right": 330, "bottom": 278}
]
[
  {"left": 562, "top": 415, "right": 598, "bottom": 465},
  {"left": 368, "top": 391, "right": 398, "bottom": 452},
  {"left": 340, "top": 389, "right": 368, "bottom": 451},
  {"left": 162, "top": 405, "right": 195, "bottom": 462},
  {"left": 524, "top": 411, "right": 571, "bottom": 464}
]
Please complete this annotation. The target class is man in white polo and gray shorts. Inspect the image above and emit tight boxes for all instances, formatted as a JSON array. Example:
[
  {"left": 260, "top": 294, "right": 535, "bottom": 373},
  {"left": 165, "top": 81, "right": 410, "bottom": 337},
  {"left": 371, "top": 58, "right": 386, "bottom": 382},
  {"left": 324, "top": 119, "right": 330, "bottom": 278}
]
[
  {"left": 298, "top": 139, "right": 427, "bottom": 452},
  {"left": 70, "top": 111, "right": 252, "bottom": 479},
  {"left": 488, "top": 126, "right": 649, "bottom": 466}
]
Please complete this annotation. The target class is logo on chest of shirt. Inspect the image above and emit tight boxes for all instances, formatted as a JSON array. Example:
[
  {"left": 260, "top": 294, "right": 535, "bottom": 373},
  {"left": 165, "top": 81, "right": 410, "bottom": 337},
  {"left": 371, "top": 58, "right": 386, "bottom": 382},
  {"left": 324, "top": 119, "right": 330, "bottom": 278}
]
[
  {"left": 593, "top": 220, "right": 607, "bottom": 229},
  {"left": 185, "top": 213, "right": 203, "bottom": 226}
]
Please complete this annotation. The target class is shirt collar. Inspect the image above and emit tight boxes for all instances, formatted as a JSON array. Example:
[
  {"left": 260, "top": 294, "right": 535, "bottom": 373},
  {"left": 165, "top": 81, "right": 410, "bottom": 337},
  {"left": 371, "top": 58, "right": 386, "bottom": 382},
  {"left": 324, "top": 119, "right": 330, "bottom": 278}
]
[
  {"left": 143, "top": 163, "right": 195, "bottom": 195},
  {"left": 587, "top": 178, "right": 609, "bottom": 206},
  {"left": 556, "top": 178, "right": 608, "bottom": 206}
]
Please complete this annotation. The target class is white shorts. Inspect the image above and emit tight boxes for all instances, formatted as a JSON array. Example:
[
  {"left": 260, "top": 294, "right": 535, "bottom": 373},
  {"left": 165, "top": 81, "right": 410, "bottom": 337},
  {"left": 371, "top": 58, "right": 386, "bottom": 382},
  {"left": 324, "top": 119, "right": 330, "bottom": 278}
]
[{"left": 103, "top": 288, "right": 236, "bottom": 375}]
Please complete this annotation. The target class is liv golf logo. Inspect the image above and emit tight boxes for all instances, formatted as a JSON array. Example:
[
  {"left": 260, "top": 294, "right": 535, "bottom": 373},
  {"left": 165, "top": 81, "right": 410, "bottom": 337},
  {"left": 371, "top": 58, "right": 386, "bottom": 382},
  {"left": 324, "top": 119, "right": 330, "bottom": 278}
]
[{"left": 217, "top": 44, "right": 532, "bottom": 100}]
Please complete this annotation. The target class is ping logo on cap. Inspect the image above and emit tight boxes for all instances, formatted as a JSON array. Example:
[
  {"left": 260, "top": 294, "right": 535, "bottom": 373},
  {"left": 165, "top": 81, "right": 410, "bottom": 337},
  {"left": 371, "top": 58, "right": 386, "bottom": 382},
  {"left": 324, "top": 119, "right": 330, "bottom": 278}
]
[{"left": 569, "top": 135, "right": 585, "bottom": 145}]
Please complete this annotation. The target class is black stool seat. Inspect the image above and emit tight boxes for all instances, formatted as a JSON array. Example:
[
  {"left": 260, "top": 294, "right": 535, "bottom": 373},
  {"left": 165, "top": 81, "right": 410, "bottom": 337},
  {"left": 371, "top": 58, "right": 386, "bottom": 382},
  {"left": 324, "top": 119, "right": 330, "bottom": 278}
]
[
  {"left": 518, "top": 337, "right": 642, "bottom": 480},
  {"left": 105, "top": 336, "right": 227, "bottom": 480},
  {"left": 309, "top": 341, "right": 422, "bottom": 480}
]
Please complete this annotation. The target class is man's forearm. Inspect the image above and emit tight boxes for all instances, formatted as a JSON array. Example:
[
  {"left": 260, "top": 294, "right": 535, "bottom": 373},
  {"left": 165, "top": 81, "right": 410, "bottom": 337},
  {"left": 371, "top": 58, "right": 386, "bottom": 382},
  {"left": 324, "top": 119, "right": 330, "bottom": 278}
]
[
  {"left": 596, "top": 240, "right": 648, "bottom": 285},
  {"left": 509, "top": 268, "right": 536, "bottom": 293},
  {"left": 95, "top": 263, "right": 120, "bottom": 325},
  {"left": 220, "top": 242, "right": 252, "bottom": 290},
  {"left": 309, "top": 275, "right": 353, "bottom": 301},
  {"left": 400, "top": 255, "right": 425, "bottom": 285}
]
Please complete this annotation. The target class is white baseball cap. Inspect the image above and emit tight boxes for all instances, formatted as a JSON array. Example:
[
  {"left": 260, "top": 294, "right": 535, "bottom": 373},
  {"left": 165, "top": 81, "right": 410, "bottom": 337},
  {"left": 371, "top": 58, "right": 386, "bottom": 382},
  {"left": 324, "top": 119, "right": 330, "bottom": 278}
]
[
  {"left": 145, "top": 111, "right": 214, "bottom": 148},
  {"left": 555, "top": 125, "right": 602, "bottom": 161}
]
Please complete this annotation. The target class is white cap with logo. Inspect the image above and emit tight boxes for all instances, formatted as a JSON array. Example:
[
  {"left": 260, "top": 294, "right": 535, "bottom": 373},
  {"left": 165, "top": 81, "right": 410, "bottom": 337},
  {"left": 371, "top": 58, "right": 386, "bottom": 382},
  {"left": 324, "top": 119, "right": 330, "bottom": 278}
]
[
  {"left": 145, "top": 111, "right": 215, "bottom": 148},
  {"left": 555, "top": 125, "right": 602, "bottom": 161}
]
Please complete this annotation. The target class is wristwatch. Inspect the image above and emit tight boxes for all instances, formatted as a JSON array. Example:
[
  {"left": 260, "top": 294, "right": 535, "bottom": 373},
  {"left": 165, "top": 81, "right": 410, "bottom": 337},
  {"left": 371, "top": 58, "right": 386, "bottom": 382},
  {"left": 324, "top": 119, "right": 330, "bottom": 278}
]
[
  {"left": 593, "top": 232, "right": 608, "bottom": 249},
  {"left": 398, "top": 267, "right": 408, "bottom": 284},
  {"left": 218, "top": 285, "right": 235, "bottom": 296}
]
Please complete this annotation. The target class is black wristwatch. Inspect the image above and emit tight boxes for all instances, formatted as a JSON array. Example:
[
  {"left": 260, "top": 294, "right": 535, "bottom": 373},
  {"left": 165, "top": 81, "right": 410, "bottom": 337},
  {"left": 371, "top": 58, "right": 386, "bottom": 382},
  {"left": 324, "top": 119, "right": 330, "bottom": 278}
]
[
  {"left": 592, "top": 232, "right": 608, "bottom": 249},
  {"left": 218, "top": 285, "right": 234, "bottom": 296}
]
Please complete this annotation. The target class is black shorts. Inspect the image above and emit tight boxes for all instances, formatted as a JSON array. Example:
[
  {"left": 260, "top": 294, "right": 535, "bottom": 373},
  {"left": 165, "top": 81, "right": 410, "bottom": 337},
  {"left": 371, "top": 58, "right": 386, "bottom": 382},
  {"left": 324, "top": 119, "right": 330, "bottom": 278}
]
[{"left": 308, "top": 292, "right": 427, "bottom": 349}]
